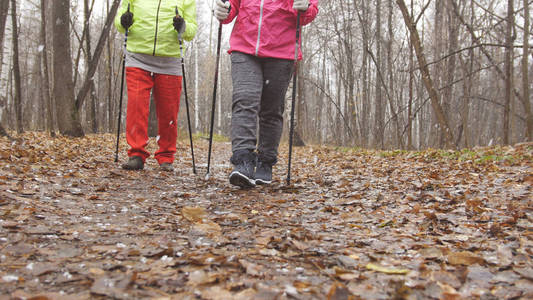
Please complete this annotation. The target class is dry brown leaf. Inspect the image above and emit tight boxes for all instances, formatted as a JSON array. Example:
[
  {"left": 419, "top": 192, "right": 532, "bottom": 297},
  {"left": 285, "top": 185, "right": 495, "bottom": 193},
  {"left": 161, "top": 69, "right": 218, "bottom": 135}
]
[
  {"left": 182, "top": 206, "right": 207, "bottom": 222},
  {"left": 366, "top": 263, "right": 409, "bottom": 275},
  {"left": 200, "top": 286, "right": 234, "bottom": 300},
  {"left": 447, "top": 251, "right": 485, "bottom": 266},
  {"left": 187, "top": 270, "right": 218, "bottom": 286},
  {"left": 89, "top": 268, "right": 105, "bottom": 276},
  {"left": 192, "top": 221, "right": 221, "bottom": 237},
  {"left": 326, "top": 283, "right": 352, "bottom": 300},
  {"left": 239, "top": 259, "right": 263, "bottom": 277}
]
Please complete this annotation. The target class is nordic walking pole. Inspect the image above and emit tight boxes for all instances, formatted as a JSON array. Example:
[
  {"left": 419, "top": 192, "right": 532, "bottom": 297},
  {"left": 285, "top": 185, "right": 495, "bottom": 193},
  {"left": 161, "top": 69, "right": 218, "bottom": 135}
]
[
  {"left": 176, "top": 8, "right": 197, "bottom": 174},
  {"left": 286, "top": 11, "right": 301, "bottom": 185},
  {"left": 206, "top": 0, "right": 228, "bottom": 179},
  {"left": 115, "top": 3, "right": 130, "bottom": 162}
]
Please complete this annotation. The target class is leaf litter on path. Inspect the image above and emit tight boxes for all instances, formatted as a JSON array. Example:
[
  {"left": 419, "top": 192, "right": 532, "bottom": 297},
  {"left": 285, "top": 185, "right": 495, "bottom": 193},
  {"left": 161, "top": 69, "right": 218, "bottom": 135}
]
[{"left": 0, "top": 133, "right": 531, "bottom": 299}]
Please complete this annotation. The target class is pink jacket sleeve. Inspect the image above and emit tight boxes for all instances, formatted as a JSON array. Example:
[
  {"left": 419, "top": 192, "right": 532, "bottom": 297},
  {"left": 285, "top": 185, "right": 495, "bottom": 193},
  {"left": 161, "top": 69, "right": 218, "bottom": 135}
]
[
  {"left": 300, "top": 0, "right": 319, "bottom": 26},
  {"left": 222, "top": 0, "right": 240, "bottom": 24}
]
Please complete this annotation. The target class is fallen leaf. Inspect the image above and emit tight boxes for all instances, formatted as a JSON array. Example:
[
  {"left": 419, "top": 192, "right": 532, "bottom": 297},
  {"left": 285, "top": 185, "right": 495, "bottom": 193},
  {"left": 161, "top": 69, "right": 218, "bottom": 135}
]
[
  {"left": 447, "top": 251, "right": 485, "bottom": 266},
  {"left": 239, "top": 259, "right": 263, "bottom": 277},
  {"left": 187, "top": 270, "right": 218, "bottom": 286},
  {"left": 366, "top": 263, "right": 409, "bottom": 275},
  {"left": 192, "top": 221, "right": 221, "bottom": 237},
  {"left": 182, "top": 206, "right": 206, "bottom": 222},
  {"left": 327, "top": 282, "right": 352, "bottom": 300},
  {"left": 200, "top": 285, "right": 234, "bottom": 300}
]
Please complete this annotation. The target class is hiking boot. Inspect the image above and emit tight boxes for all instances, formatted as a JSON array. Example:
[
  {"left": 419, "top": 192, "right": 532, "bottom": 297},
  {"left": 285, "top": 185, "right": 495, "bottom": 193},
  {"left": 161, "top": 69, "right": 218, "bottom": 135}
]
[
  {"left": 229, "top": 150, "right": 256, "bottom": 188},
  {"left": 160, "top": 163, "right": 174, "bottom": 172},
  {"left": 122, "top": 156, "right": 144, "bottom": 170},
  {"left": 255, "top": 160, "right": 272, "bottom": 185}
]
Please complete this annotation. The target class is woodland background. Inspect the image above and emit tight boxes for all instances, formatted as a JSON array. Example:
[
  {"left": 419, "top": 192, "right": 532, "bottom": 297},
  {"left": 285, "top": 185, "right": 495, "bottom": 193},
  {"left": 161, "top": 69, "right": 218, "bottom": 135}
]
[
  {"left": 0, "top": 0, "right": 532, "bottom": 149},
  {"left": 0, "top": 1, "right": 532, "bottom": 298}
]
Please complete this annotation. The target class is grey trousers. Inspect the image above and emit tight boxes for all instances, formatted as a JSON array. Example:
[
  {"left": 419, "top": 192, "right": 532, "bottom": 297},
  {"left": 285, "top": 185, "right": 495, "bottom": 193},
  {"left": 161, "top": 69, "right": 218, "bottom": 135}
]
[{"left": 230, "top": 51, "right": 294, "bottom": 165}]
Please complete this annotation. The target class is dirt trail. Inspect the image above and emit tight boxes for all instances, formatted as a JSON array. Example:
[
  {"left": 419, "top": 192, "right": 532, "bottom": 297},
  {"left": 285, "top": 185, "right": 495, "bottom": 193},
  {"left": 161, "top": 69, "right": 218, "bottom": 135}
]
[{"left": 0, "top": 133, "right": 532, "bottom": 299}]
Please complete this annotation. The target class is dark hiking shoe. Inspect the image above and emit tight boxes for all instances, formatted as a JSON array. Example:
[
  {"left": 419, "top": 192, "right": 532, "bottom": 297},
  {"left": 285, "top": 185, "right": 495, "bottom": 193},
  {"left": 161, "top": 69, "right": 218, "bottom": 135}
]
[
  {"left": 255, "top": 161, "right": 272, "bottom": 185},
  {"left": 122, "top": 156, "right": 144, "bottom": 170},
  {"left": 229, "top": 150, "right": 256, "bottom": 188},
  {"left": 160, "top": 163, "right": 174, "bottom": 172}
]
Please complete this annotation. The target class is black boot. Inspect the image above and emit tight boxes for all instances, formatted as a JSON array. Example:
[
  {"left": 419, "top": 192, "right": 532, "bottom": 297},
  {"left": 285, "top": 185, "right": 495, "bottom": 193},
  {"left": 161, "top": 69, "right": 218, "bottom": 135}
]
[
  {"left": 160, "top": 163, "right": 174, "bottom": 172},
  {"left": 122, "top": 156, "right": 144, "bottom": 170},
  {"left": 255, "top": 160, "right": 272, "bottom": 185},
  {"left": 229, "top": 150, "right": 256, "bottom": 188}
]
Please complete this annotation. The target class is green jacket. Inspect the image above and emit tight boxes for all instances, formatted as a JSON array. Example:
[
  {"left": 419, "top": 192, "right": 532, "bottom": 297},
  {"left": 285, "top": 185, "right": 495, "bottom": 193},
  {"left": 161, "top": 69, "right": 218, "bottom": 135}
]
[{"left": 114, "top": 0, "right": 197, "bottom": 58}]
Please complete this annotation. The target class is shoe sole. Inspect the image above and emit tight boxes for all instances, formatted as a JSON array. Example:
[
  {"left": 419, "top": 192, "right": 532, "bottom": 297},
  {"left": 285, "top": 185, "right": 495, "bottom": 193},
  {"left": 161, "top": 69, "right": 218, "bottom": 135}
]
[
  {"left": 122, "top": 157, "right": 144, "bottom": 170},
  {"left": 160, "top": 164, "right": 174, "bottom": 172},
  {"left": 122, "top": 165, "right": 144, "bottom": 170},
  {"left": 229, "top": 171, "right": 256, "bottom": 188},
  {"left": 255, "top": 179, "right": 272, "bottom": 185}
]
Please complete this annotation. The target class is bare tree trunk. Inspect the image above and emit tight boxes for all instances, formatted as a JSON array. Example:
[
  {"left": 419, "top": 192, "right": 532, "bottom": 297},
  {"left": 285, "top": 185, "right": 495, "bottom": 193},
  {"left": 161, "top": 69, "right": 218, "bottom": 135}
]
[
  {"left": 503, "top": 0, "right": 515, "bottom": 144},
  {"left": 106, "top": 0, "right": 114, "bottom": 133},
  {"left": 407, "top": 0, "right": 414, "bottom": 149},
  {"left": 53, "top": 0, "right": 84, "bottom": 137},
  {"left": 0, "top": 0, "right": 9, "bottom": 105},
  {"left": 459, "top": 55, "right": 471, "bottom": 148},
  {"left": 34, "top": 50, "right": 44, "bottom": 130},
  {"left": 360, "top": 1, "right": 370, "bottom": 148},
  {"left": 75, "top": 0, "right": 121, "bottom": 110},
  {"left": 10, "top": 0, "right": 22, "bottom": 134},
  {"left": 6, "top": 57, "right": 13, "bottom": 128},
  {"left": 84, "top": 0, "right": 98, "bottom": 133},
  {"left": 396, "top": 0, "right": 455, "bottom": 148},
  {"left": 430, "top": 1, "right": 444, "bottom": 147},
  {"left": 40, "top": 0, "right": 55, "bottom": 137},
  {"left": 450, "top": 1, "right": 523, "bottom": 115},
  {"left": 374, "top": 0, "right": 384, "bottom": 149},
  {"left": 444, "top": 0, "right": 458, "bottom": 145},
  {"left": 0, "top": 123, "right": 8, "bottom": 137},
  {"left": 387, "top": 0, "right": 401, "bottom": 148},
  {"left": 522, "top": 0, "right": 533, "bottom": 140},
  {"left": 462, "top": 0, "right": 475, "bottom": 148}
]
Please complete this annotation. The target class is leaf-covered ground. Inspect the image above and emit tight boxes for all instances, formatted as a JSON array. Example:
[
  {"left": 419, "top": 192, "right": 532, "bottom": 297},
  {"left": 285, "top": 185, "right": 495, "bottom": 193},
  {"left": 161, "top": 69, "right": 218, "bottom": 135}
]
[{"left": 0, "top": 132, "right": 532, "bottom": 300}]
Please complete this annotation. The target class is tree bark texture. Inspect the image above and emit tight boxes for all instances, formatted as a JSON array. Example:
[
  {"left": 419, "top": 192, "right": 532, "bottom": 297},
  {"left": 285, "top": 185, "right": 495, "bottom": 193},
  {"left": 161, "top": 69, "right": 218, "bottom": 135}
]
[
  {"left": 522, "top": 0, "right": 533, "bottom": 140},
  {"left": 374, "top": 0, "right": 384, "bottom": 148},
  {"left": 75, "top": 0, "right": 121, "bottom": 110},
  {"left": 396, "top": 0, "right": 455, "bottom": 148},
  {"left": 52, "top": 0, "right": 84, "bottom": 137},
  {"left": 0, "top": 0, "right": 9, "bottom": 105},
  {"left": 503, "top": 0, "right": 515, "bottom": 144},
  {"left": 40, "top": 0, "right": 55, "bottom": 137},
  {"left": 84, "top": 0, "right": 98, "bottom": 133},
  {"left": 10, "top": 0, "right": 22, "bottom": 134}
]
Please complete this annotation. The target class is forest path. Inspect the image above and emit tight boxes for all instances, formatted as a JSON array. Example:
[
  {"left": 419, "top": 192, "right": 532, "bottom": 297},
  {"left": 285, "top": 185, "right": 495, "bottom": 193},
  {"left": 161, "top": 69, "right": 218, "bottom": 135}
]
[{"left": 0, "top": 133, "right": 532, "bottom": 299}]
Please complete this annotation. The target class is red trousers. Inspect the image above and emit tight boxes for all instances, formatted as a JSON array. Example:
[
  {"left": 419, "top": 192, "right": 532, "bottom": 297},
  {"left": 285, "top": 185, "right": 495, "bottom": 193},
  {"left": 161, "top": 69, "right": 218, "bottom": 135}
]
[{"left": 125, "top": 67, "right": 182, "bottom": 164}]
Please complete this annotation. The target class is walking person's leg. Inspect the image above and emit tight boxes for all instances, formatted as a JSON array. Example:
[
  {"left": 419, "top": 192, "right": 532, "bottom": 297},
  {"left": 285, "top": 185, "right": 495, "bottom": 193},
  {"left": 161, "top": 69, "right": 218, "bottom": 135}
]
[
  {"left": 123, "top": 67, "right": 155, "bottom": 170},
  {"left": 255, "top": 58, "right": 294, "bottom": 184},
  {"left": 153, "top": 73, "right": 182, "bottom": 170},
  {"left": 229, "top": 52, "right": 263, "bottom": 187}
]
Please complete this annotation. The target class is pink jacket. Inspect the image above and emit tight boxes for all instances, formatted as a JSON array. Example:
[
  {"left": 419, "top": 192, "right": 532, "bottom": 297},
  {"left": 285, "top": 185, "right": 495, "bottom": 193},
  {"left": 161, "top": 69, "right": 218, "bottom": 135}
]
[{"left": 222, "top": 0, "right": 319, "bottom": 60}]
